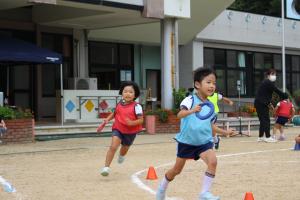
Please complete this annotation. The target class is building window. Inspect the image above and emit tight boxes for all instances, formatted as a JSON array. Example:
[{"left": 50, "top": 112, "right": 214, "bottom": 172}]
[
  {"left": 89, "top": 41, "right": 134, "bottom": 90},
  {"left": 204, "top": 47, "right": 300, "bottom": 97},
  {"left": 204, "top": 49, "right": 214, "bottom": 68},
  {"left": 227, "top": 50, "right": 236, "bottom": 68}
]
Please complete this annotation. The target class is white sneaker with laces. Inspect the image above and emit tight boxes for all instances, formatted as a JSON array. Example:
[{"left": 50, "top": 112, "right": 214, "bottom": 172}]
[
  {"left": 257, "top": 137, "right": 265, "bottom": 142},
  {"left": 118, "top": 155, "right": 125, "bottom": 164},
  {"left": 264, "top": 137, "right": 277, "bottom": 143},
  {"left": 100, "top": 167, "right": 110, "bottom": 176}
]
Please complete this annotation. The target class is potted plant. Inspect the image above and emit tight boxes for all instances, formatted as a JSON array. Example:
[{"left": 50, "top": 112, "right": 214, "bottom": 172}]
[{"left": 145, "top": 110, "right": 156, "bottom": 134}]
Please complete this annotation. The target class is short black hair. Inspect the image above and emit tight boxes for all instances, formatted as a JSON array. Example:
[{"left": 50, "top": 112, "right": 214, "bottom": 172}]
[
  {"left": 282, "top": 92, "right": 289, "bottom": 100},
  {"left": 119, "top": 81, "right": 140, "bottom": 100},
  {"left": 193, "top": 67, "right": 216, "bottom": 88},
  {"left": 265, "top": 68, "right": 276, "bottom": 76}
]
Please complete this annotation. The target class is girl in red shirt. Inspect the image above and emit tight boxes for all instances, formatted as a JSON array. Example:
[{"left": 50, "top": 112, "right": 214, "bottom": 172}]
[
  {"left": 100, "top": 81, "right": 143, "bottom": 176},
  {"left": 272, "top": 93, "right": 295, "bottom": 141}
]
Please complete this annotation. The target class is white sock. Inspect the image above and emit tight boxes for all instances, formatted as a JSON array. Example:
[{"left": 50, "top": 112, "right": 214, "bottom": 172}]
[
  {"left": 201, "top": 172, "right": 215, "bottom": 194},
  {"left": 158, "top": 176, "right": 170, "bottom": 191},
  {"left": 213, "top": 136, "right": 218, "bottom": 143}
]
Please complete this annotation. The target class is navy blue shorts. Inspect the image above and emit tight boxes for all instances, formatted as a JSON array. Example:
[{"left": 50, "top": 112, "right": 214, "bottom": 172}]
[
  {"left": 276, "top": 116, "right": 289, "bottom": 126},
  {"left": 112, "top": 129, "right": 137, "bottom": 146},
  {"left": 177, "top": 142, "right": 214, "bottom": 160}
]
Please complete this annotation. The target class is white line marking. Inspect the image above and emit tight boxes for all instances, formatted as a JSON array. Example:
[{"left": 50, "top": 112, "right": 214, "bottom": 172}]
[{"left": 131, "top": 148, "right": 292, "bottom": 199}]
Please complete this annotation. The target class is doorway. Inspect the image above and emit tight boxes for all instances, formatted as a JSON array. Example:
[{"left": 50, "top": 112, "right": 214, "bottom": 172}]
[
  {"left": 10, "top": 65, "right": 34, "bottom": 110},
  {"left": 146, "top": 69, "right": 161, "bottom": 101}
]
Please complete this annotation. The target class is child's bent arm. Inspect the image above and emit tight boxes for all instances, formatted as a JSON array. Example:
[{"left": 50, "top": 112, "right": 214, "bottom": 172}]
[
  {"left": 177, "top": 105, "right": 201, "bottom": 119},
  {"left": 126, "top": 116, "right": 143, "bottom": 126},
  {"left": 290, "top": 107, "right": 296, "bottom": 119}
]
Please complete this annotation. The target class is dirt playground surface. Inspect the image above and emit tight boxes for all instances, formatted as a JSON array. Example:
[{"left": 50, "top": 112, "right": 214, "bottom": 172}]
[{"left": 0, "top": 127, "right": 300, "bottom": 200}]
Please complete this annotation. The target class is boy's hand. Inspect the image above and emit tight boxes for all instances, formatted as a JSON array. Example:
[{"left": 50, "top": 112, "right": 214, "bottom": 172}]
[
  {"left": 192, "top": 105, "right": 202, "bottom": 113},
  {"left": 226, "top": 128, "right": 236, "bottom": 137}
]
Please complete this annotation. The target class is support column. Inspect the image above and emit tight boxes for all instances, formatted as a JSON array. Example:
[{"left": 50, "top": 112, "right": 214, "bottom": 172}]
[
  {"left": 73, "top": 29, "right": 89, "bottom": 78},
  {"left": 161, "top": 18, "right": 178, "bottom": 109}
]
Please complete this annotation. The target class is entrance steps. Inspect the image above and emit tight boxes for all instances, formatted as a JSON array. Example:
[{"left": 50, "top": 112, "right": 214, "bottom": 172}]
[{"left": 34, "top": 122, "right": 113, "bottom": 141}]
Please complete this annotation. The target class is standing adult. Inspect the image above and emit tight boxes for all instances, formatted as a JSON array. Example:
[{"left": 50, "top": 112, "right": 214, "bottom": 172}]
[{"left": 254, "top": 69, "right": 286, "bottom": 143}]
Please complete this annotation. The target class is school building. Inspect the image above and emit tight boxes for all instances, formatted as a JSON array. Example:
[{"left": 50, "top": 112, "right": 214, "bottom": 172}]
[{"left": 0, "top": 0, "right": 299, "bottom": 123}]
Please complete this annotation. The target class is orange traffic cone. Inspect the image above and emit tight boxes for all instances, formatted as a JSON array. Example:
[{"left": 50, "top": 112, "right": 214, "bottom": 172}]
[
  {"left": 244, "top": 192, "right": 254, "bottom": 200},
  {"left": 146, "top": 166, "right": 158, "bottom": 180}
]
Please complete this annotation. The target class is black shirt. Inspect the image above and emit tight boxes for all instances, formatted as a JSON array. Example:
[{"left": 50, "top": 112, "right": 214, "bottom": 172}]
[{"left": 255, "top": 79, "right": 285, "bottom": 105}]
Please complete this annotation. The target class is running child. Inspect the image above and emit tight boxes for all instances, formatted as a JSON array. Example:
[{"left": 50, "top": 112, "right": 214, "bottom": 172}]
[
  {"left": 208, "top": 92, "right": 234, "bottom": 149},
  {"left": 0, "top": 115, "right": 7, "bottom": 144},
  {"left": 272, "top": 93, "right": 295, "bottom": 141},
  {"left": 156, "top": 67, "right": 231, "bottom": 200},
  {"left": 100, "top": 81, "right": 143, "bottom": 176}
]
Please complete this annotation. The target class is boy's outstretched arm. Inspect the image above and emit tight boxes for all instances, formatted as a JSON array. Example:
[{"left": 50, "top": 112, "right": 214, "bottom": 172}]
[
  {"left": 104, "top": 112, "right": 114, "bottom": 123},
  {"left": 212, "top": 124, "right": 236, "bottom": 137},
  {"left": 222, "top": 97, "right": 234, "bottom": 106}
]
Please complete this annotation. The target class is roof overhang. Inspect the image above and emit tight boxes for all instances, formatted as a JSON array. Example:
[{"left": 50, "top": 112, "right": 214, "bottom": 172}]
[
  {"left": 0, "top": 0, "right": 234, "bottom": 45},
  {"left": 89, "top": 0, "right": 235, "bottom": 45}
]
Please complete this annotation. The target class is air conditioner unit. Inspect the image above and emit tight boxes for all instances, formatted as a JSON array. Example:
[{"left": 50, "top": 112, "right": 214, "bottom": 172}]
[{"left": 68, "top": 78, "right": 97, "bottom": 90}]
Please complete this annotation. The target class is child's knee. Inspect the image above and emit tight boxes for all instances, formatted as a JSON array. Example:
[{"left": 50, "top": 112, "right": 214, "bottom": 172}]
[
  {"left": 109, "top": 145, "right": 118, "bottom": 152},
  {"left": 208, "top": 158, "right": 218, "bottom": 168}
]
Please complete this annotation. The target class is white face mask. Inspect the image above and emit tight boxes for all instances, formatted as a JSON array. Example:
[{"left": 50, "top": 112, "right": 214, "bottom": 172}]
[{"left": 269, "top": 75, "right": 277, "bottom": 82}]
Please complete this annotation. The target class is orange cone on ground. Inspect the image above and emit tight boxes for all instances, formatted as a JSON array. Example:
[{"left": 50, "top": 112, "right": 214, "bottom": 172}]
[
  {"left": 244, "top": 192, "right": 254, "bottom": 200},
  {"left": 146, "top": 166, "right": 158, "bottom": 180}
]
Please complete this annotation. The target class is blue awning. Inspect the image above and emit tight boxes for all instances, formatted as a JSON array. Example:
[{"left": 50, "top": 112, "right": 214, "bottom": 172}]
[{"left": 0, "top": 37, "right": 62, "bottom": 64}]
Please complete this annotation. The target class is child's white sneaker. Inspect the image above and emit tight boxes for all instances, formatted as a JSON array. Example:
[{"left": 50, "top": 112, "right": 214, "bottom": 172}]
[
  {"left": 118, "top": 155, "right": 125, "bottom": 164},
  {"left": 278, "top": 135, "right": 286, "bottom": 141},
  {"left": 199, "top": 192, "right": 220, "bottom": 200},
  {"left": 100, "top": 167, "right": 110, "bottom": 176}
]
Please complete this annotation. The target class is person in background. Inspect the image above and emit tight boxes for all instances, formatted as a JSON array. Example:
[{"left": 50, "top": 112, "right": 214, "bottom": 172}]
[
  {"left": 254, "top": 68, "right": 286, "bottom": 143},
  {"left": 295, "top": 134, "right": 300, "bottom": 144},
  {"left": 208, "top": 92, "right": 234, "bottom": 149},
  {"left": 0, "top": 115, "right": 7, "bottom": 144},
  {"left": 272, "top": 93, "right": 295, "bottom": 141}
]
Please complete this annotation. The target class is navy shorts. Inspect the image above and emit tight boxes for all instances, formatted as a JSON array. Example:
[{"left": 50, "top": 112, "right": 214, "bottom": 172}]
[
  {"left": 276, "top": 116, "right": 289, "bottom": 126},
  {"left": 112, "top": 130, "right": 137, "bottom": 146},
  {"left": 177, "top": 141, "right": 214, "bottom": 160}
]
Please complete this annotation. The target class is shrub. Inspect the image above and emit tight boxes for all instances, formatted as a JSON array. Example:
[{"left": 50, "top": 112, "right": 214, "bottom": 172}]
[
  {"left": 173, "top": 88, "right": 186, "bottom": 109},
  {"left": 0, "top": 106, "right": 33, "bottom": 119},
  {"left": 155, "top": 109, "right": 169, "bottom": 123},
  {"left": 293, "top": 89, "right": 300, "bottom": 107},
  {"left": 145, "top": 109, "right": 169, "bottom": 123}
]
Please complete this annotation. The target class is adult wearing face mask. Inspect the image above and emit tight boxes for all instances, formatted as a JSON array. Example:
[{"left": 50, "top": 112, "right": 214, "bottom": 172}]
[{"left": 254, "top": 68, "right": 286, "bottom": 143}]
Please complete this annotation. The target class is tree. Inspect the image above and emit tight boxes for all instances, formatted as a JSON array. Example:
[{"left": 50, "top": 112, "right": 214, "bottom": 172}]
[{"left": 229, "top": 0, "right": 281, "bottom": 17}]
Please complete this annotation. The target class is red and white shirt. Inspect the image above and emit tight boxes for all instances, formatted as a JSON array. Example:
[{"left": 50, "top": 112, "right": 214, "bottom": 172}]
[
  {"left": 276, "top": 100, "right": 293, "bottom": 118},
  {"left": 112, "top": 100, "right": 143, "bottom": 134}
]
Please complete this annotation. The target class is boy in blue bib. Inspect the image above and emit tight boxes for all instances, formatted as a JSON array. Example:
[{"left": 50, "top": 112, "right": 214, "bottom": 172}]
[{"left": 156, "top": 68, "right": 232, "bottom": 200}]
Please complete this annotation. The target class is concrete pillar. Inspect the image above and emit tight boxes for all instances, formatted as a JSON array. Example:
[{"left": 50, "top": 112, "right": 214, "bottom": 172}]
[
  {"left": 161, "top": 18, "right": 178, "bottom": 109},
  {"left": 73, "top": 29, "right": 89, "bottom": 78}
]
